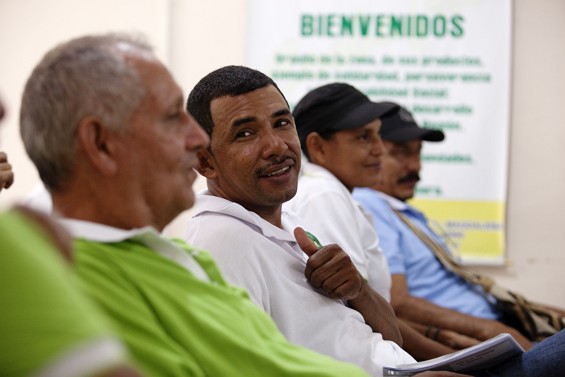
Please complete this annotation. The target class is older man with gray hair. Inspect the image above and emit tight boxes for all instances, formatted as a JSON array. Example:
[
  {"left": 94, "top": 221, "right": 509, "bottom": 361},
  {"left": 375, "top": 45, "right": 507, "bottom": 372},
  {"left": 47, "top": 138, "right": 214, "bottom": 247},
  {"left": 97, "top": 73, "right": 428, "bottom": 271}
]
[{"left": 20, "top": 34, "right": 370, "bottom": 377}]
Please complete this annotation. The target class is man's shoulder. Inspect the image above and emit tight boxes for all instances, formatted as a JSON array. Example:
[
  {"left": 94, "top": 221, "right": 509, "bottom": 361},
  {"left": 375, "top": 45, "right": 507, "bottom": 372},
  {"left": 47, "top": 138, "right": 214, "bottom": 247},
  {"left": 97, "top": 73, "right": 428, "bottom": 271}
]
[
  {"left": 0, "top": 210, "right": 60, "bottom": 260},
  {"left": 73, "top": 237, "right": 142, "bottom": 254},
  {"left": 191, "top": 205, "right": 265, "bottom": 236},
  {"left": 353, "top": 187, "right": 386, "bottom": 203},
  {"left": 187, "top": 206, "right": 280, "bottom": 255},
  {"left": 193, "top": 194, "right": 264, "bottom": 226},
  {"left": 353, "top": 189, "right": 395, "bottom": 217},
  {"left": 291, "top": 166, "right": 351, "bottom": 211},
  {"left": 299, "top": 163, "right": 346, "bottom": 192},
  {"left": 72, "top": 236, "right": 190, "bottom": 278},
  {"left": 72, "top": 238, "right": 162, "bottom": 280}
]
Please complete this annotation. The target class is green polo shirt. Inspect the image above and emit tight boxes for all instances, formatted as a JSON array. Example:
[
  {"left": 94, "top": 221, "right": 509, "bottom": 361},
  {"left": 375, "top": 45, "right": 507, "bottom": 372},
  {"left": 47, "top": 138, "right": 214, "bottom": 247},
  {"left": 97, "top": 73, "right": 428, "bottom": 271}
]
[
  {"left": 73, "top": 233, "right": 369, "bottom": 377},
  {"left": 0, "top": 212, "right": 124, "bottom": 377}
]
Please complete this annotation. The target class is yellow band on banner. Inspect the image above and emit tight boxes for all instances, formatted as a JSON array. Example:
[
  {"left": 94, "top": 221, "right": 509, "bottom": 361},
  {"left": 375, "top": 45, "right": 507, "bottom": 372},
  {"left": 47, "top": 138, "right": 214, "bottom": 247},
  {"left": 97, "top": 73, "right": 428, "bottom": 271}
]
[{"left": 409, "top": 199, "right": 505, "bottom": 265}]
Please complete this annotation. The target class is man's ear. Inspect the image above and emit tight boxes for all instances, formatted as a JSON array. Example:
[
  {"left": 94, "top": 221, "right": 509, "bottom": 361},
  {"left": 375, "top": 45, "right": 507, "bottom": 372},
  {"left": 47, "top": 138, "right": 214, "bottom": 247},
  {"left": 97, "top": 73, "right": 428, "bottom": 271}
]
[
  {"left": 76, "top": 117, "right": 118, "bottom": 176},
  {"left": 196, "top": 148, "right": 217, "bottom": 179},
  {"left": 305, "top": 132, "right": 328, "bottom": 165}
]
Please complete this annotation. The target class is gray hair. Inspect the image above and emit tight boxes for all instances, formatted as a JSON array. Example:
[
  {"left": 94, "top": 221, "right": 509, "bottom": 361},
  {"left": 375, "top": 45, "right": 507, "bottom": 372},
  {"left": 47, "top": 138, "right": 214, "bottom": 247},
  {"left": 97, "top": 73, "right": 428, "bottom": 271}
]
[{"left": 20, "top": 33, "right": 153, "bottom": 190}]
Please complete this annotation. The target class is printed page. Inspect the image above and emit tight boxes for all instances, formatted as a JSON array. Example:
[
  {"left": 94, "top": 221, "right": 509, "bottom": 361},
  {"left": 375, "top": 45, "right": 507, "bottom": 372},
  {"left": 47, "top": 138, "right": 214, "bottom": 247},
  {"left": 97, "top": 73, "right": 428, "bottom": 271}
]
[{"left": 383, "top": 333, "right": 524, "bottom": 376}]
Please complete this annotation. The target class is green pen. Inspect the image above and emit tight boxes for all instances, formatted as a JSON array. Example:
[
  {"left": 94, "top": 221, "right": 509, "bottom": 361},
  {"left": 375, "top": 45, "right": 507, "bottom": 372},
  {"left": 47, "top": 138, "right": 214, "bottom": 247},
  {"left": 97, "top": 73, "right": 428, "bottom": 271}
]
[{"left": 305, "top": 231, "right": 323, "bottom": 249}]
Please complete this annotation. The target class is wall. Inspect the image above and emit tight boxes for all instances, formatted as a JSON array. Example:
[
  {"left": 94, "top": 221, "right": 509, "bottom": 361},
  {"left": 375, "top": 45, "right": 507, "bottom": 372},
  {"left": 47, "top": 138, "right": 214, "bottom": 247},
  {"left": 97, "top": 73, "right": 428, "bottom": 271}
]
[
  {"left": 0, "top": 0, "right": 563, "bottom": 306},
  {"left": 0, "top": 0, "right": 172, "bottom": 206},
  {"left": 476, "top": 0, "right": 565, "bottom": 306}
]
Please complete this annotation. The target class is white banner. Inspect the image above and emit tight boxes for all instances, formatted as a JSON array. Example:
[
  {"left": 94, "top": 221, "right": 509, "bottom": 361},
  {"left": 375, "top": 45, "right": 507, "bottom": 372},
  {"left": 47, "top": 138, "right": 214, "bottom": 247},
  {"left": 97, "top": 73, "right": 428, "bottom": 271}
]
[{"left": 247, "top": 0, "right": 512, "bottom": 264}]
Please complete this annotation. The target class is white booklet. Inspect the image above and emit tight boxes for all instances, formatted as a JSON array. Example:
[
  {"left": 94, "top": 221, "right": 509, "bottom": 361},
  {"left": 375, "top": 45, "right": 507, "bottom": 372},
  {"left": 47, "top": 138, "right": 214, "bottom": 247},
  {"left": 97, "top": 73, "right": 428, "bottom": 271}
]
[{"left": 383, "top": 333, "right": 525, "bottom": 376}]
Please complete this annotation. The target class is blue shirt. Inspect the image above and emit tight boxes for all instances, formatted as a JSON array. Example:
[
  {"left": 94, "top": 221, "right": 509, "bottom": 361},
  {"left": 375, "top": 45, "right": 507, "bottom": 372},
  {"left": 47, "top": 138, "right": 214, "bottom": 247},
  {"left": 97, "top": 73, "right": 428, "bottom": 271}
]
[{"left": 353, "top": 188, "right": 500, "bottom": 320}]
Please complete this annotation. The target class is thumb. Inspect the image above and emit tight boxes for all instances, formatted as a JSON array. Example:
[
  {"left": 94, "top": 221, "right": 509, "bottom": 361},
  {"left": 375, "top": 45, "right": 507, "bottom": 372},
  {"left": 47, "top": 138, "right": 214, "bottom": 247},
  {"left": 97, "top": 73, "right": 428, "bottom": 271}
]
[{"left": 294, "top": 227, "right": 321, "bottom": 257}]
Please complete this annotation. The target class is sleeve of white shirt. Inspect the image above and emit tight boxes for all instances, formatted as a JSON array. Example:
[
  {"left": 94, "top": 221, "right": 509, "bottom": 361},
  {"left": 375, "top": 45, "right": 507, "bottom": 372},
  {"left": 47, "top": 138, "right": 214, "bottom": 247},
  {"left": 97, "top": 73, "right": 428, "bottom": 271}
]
[{"left": 289, "top": 189, "right": 391, "bottom": 300}]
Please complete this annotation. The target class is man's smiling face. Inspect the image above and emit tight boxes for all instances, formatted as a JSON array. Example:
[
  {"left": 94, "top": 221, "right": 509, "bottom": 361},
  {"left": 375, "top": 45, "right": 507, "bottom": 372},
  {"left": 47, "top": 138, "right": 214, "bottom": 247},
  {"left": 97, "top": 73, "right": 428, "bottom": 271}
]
[{"left": 200, "top": 85, "right": 301, "bottom": 218}]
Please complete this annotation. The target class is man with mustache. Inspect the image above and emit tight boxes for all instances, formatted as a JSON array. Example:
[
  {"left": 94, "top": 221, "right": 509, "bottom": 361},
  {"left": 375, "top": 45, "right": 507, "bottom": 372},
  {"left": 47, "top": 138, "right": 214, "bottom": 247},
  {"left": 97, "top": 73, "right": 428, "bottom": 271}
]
[
  {"left": 185, "top": 66, "right": 422, "bottom": 376},
  {"left": 185, "top": 74, "right": 565, "bottom": 376},
  {"left": 284, "top": 85, "right": 530, "bottom": 356},
  {"left": 353, "top": 105, "right": 537, "bottom": 346}
]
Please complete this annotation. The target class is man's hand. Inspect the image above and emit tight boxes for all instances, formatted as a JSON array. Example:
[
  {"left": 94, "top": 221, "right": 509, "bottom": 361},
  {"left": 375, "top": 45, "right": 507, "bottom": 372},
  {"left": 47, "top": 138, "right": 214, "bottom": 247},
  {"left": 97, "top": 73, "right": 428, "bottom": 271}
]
[
  {"left": 294, "top": 227, "right": 402, "bottom": 343},
  {"left": 475, "top": 319, "right": 533, "bottom": 351},
  {"left": 0, "top": 151, "right": 14, "bottom": 193},
  {"left": 434, "top": 328, "right": 481, "bottom": 350},
  {"left": 294, "top": 227, "right": 363, "bottom": 300},
  {"left": 390, "top": 274, "right": 534, "bottom": 351}
]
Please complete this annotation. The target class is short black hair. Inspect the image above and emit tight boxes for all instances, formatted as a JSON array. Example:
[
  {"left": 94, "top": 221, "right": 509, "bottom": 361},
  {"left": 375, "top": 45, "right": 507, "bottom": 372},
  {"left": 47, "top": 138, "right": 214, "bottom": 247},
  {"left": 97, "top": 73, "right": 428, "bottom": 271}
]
[{"left": 187, "top": 65, "right": 288, "bottom": 137}]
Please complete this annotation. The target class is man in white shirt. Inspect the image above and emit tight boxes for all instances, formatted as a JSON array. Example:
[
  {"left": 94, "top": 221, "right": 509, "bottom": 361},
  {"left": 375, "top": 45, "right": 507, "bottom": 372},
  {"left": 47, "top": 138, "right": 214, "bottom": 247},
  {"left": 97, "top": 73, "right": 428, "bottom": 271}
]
[
  {"left": 184, "top": 68, "right": 565, "bottom": 377},
  {"left": 284, "top": 83, "right": 530, "bottom": 357},
  {"left": 184, "top": 65, "right": 434, "bottom": 376}
]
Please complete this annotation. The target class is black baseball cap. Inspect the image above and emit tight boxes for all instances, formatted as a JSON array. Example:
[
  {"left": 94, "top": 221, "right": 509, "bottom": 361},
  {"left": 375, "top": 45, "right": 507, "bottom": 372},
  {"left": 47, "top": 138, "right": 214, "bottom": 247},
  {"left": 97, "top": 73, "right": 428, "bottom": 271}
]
[
  {"left": 293, "top": 83, "right": 399, "bottom": 147},
  {"left": 380, "top": 103, "right": 445, "bottom": 142}
]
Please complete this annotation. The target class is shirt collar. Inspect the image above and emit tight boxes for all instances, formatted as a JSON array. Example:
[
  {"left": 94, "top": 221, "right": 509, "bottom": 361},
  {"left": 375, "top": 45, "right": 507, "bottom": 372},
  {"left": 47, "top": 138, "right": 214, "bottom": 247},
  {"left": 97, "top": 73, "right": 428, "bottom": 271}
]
[
  {"left": 59, "top": 218, "right": 159, "bottom": 242},
  {"left": 301, "top": 160, "right": 337, "bottom": 181},
  {"left": 193, "top": 191, "right": 300, "bottom": 244},
  {"left": 377, "top": 191, "right": 410, "bottom": 211},
  {"left": 59, "top": 218, "right": 211, "bottom": 282},
  {"left": 377, "top": 192, "right": 427, "bottom": 219}
]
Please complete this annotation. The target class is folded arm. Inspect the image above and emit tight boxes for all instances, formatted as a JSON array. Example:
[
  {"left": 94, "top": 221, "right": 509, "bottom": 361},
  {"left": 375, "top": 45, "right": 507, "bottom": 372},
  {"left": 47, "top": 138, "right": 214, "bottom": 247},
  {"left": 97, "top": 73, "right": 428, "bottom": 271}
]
[
  {"left": 391, "top": 274, "right": 533, "bottom": 350},
  {"left": 295, "top": 227, "right": 402, "bottom": 344}
]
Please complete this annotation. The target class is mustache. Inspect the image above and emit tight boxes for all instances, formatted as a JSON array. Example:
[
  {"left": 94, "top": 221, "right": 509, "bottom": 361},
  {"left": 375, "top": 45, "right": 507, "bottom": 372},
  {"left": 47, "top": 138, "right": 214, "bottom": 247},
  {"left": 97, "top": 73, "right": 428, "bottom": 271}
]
[
  {"left": 257, "top": 155, "right": 297, "bottom": 175},
  {"left": 270, "top": 155, "right": 296, "bottom": 164},
  {"left": 397, "top": 172, "right": 420, "bottom": 184}
]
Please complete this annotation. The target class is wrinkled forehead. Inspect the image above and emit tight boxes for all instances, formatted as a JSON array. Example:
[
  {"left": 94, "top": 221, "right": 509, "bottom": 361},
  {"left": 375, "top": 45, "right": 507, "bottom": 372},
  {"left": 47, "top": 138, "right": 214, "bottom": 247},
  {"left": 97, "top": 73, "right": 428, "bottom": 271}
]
[{"left": 210, "top": 86, "right": 289, "bottom": 131}]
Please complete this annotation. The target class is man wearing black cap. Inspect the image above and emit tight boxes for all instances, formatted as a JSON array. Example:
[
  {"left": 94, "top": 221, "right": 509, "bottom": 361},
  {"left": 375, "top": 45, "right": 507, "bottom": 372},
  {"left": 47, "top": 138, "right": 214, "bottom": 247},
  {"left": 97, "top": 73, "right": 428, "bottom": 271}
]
[
  {"left": 353, "top": 105, "right": 533, "bottom": 350},
  {"left": 287, "top": 83, "right": 491, "bottom": 358},
  {"left": 287, "top": 83, "right": 398, "bottom": 300},
  {"left": 285, "top": 83, "right": 398, "bottom": 306}
]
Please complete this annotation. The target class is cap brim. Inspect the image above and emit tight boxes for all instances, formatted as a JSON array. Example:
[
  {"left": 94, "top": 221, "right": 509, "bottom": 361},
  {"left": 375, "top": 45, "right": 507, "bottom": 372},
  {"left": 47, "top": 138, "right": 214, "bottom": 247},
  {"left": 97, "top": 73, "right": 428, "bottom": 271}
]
[
  {"left": 330, "top": 101, "right": 399, "bottom": 131},
  {"left": 383, "top": 127, "right": 445, "bottom": 142}
]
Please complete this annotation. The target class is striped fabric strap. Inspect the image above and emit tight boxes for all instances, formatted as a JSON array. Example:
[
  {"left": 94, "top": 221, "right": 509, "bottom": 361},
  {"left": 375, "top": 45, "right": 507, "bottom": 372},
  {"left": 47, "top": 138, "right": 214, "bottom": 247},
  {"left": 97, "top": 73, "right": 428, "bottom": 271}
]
[{"left": 392, "top": 208, "right": 495, "bottom": 291}]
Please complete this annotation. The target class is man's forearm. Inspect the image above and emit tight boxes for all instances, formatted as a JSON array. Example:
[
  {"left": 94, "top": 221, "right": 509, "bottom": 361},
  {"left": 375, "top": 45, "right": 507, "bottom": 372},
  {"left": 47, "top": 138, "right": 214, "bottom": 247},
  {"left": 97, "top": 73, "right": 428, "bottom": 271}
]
[
  {"left": 392, "top": 294, "right": 533, "bottom": 349},
  {"left": 348, "top": 281, "right": 402, "bottom": 344},
  {"left": 397, "top": 319, "right": 455, "bottom": 360},
  {"left": 393, "top": 294, "right": 484, "bottom": 336}
]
